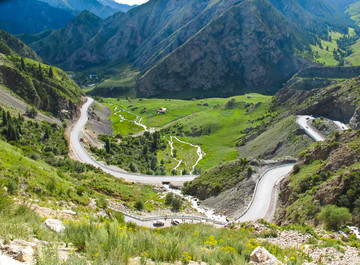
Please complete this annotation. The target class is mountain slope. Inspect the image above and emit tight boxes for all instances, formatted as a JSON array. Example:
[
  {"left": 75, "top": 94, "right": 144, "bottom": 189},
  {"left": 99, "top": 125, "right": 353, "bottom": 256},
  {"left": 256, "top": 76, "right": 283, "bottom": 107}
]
[
  {"left": 25, "top": 0, "right": 357, "bottom": 98},
  {"left": 30, "top": 11, "right": 103, "bottom": 69},
  {"left": 278, "top": 130, "right": 360, "bottom": 226},
  {"left": 0, "top": 30, "right": 42, "bottom": 62},
  {"left": 269, "top": 0, "right": 355, "bottom": 34},
  {"left": 31, "top": 0, "right": 216, "bottom": 70},
  {"left": 0, "top": 0, "right": 77, "bottom": 34},
  {"left": 137, "top": 0, "right": 313, "bottom": 97},
  {"left": 0, "top": 32, "right": 83, "bottom": 117}
]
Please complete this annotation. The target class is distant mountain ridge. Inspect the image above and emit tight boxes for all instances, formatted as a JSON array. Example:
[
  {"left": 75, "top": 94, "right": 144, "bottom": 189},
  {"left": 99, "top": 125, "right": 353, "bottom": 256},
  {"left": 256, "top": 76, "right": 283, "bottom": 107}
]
[
  {"left": 23, "top": 0, "right": 358, "bottom": 97},
  {"left": 0, "top": 0, "right": 77, "bottom": 34},
  {"left": 38, "top": 0, "right": 136, "bottom": 18}
]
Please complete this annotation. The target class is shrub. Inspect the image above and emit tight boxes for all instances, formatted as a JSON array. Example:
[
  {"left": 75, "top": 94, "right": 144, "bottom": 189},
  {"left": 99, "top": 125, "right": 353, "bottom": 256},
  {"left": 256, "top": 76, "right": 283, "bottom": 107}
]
[
  {"left": 25, "top": 106, "right": 38, "bottom": 118},
  {"left": 134, "top": 199, "right": 144, "bottom": 211},
  {"left": 129, "top": 162, "right": 139, "bottom": 173},
  {"left": 171, "top": 197, "right": 182, "bottom": 212},
  {"left": 7, "top": 180, "right": 18, "bottom": 195},
  {"left": 165, "top": 192, "right": 182, "bottom": 212},
  {"left": 317, "top": 205, "right": 352, "bottom": 229},
  {"left": 165, "top": 193, "right": 174, "bottom": 206},
  {"left": 293, "top": 164, "right": 301, "bottom": 174},
  {"left": 76, "top": 185, "right": 86, "bottom": 196},
  {"left": 96, "top": 196, "right": 108, "bottom": 209},
  {"left": 29, "top": 152, "right": 41, "bottom": 161},
  {"left": 0, "top": 187, "right": 11, "bottom": 213}
]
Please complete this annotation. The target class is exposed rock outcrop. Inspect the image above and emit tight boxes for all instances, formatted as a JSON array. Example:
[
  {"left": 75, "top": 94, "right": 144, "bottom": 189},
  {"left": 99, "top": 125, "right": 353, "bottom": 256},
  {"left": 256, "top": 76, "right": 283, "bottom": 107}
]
[
  {"left": 250, "top": 246, "right": 282, "bottom": 264},
  {"left": 350, "top": 107, "right": 360, "bottom": 130},
  {"left": 43, "top": 218, "right": 65, "bottom": 233}
]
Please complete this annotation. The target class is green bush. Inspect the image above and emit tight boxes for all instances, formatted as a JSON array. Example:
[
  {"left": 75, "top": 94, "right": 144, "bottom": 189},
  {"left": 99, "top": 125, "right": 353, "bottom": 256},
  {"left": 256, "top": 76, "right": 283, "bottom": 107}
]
[
  {"left": 6, "top": 180, "right": 18, "bottom": 195},
  {"left": 317, "top": 205, "right": 352, "bottom": 229},
  {"left": 96, "top": 196, "right": 108, "bottom": 209},
  {"left": 293, "top": 164, "right": 301, "bottom": 174},
  {"left": 0, "top": 187, "right": 11, "bottom": 213},
  {"left": 134, "top": 199, "right": 144, "bottom": 211},
  {"left": 165, "top": 192, "right": 182, "bottom": 212},
  {"left": 171, "top": 197, "right": 182, "bottom": 212},
  {"left": 165, "top": 193, "right": 174, "bottom": 206}
]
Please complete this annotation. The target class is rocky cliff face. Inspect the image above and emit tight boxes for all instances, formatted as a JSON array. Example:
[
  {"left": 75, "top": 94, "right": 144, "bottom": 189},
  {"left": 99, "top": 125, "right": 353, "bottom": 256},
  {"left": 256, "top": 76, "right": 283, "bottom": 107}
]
[{"left": 273, "top": 76, "right": 360, "bottom": 125}]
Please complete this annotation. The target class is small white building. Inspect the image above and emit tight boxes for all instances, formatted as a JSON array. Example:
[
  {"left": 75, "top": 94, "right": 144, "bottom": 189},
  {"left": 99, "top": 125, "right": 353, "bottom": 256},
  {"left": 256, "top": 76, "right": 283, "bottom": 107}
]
[{"left": 157, "top": 107, "right": 167, "bottom": 113}]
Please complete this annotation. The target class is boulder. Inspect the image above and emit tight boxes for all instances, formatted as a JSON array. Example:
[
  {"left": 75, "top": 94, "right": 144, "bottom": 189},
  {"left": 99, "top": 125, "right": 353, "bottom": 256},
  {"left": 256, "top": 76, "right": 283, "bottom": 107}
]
[
  {"left": 44, "top": 218, "right": 65, "bottom": 233},
  {"left": 250, "top": 246, "right": 282, "bottom": 264},
  {"left": 16, "top": 246, "right": 34, "bottom": 263},
  {"left": 61, "top": 210, "right": 77, "bottom": 216},
  {"left": 0, "top": 253, "right": 24, "bottom": 265}
]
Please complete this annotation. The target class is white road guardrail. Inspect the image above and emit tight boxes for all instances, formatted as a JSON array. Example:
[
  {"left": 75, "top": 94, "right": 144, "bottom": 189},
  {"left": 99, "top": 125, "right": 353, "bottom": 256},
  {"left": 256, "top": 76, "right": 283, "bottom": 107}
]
[
  {"left": 107, "top": 206, "right": 225, "bottom": 225},
  {"left": 227, "top": 163, "right": 295, "bottom": 224},
  {"left": 107, "top": 163, "right": 295, "bottom": 226}
]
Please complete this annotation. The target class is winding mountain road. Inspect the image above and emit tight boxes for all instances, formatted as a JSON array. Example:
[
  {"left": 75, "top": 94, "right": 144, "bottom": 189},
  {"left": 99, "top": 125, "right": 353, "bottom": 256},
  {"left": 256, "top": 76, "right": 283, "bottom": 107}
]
[
  {"left": 296, "top": 115, "right": 349, "bottom": 141},
  {"left": 69, "top": 97, "right": 196, "bottom": 185},
  {"left": 235, "top": 164, "right": 294, "bottom": 222},
  {"left": 296, "top": 115, "right": 326, "bottom": 141},
  {"left": 71, "top": 99, "right": 347, "bottom": 224}
]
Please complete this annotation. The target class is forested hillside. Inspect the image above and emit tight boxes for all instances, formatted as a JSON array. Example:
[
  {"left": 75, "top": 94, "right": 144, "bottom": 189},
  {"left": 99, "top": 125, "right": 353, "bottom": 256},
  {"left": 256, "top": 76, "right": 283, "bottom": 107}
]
[{"left": 0, "top": 31, "right": 83, "bottom": 117}]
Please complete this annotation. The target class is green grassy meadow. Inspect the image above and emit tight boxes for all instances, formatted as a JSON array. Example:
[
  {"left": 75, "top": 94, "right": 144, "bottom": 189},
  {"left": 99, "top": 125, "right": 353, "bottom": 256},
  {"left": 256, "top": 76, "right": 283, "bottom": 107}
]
[{"left": 103, "top": 94, "right": 273, "bottom": 171}]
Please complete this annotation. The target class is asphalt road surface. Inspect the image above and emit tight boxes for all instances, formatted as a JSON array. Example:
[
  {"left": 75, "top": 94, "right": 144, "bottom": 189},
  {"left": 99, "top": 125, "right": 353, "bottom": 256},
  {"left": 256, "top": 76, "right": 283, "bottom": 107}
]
[
  {"left": 296, "top": 115, "right": 326, "bottom": 141},
  {"left": 236, "top": 164, "right": 294, "bottom": 222},
  {"left": 69, "top": 97, "right": 197, "bottom": 185}
]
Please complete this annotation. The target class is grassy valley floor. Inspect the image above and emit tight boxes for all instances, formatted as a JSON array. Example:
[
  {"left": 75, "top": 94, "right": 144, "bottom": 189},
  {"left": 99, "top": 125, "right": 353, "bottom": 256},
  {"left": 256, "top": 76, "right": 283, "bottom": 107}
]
[{"left": 100, "top": 94, "right": 274, "bottom": 172}]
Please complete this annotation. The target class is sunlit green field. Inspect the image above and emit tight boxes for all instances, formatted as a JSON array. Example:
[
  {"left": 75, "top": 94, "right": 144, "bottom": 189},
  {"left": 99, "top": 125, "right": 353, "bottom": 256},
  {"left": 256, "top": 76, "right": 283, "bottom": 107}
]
[{"left": 103, "top": 94, "right": 273, "bottom": 170}]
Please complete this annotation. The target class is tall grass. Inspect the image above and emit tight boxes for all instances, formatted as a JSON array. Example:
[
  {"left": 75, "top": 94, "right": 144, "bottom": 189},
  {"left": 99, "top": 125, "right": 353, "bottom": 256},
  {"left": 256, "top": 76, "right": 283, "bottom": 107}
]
[{"left": 60, "top": 218, "right": 311, "bottom": 265}]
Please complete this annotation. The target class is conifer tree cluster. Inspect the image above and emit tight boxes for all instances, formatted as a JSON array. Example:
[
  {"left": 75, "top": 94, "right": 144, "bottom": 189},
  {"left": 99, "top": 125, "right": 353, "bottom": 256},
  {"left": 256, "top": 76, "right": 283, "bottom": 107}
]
[
  {"left": 0, "top": 108, "right": 23, "bottom": 141},
  {"left": 91, "top": 131, "right": 168, "bottom": 175}
]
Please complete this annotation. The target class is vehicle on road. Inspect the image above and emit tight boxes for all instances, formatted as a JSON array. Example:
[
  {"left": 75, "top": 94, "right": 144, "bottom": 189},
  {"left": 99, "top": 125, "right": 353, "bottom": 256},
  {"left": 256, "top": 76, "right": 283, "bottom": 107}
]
[
  {"left": 171, "top": 219, "right": 182, "bottom": 225},
  {"left": 153, "top": 220, "right": 165, "bottom": 227}
]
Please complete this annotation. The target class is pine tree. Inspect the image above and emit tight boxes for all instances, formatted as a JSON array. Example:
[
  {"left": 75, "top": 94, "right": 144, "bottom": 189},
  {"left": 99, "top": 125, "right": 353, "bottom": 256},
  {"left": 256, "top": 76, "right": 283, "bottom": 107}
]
[
  {"left": 142, "top": 145, "right": 148, "bottom": 156},
  {"left": 2, "top": 110, "right": 7, "bottom": 126},
  {"left": 43, "top": 127, "right": 50, "bottom": 140},
  {"left": 38, "top": 63, "right": 44, "bottom": 81},
  {"left": 21, "top": 57, "right": 25, "bottom": 70},
  {"left": 6, "top": 121, "right": 19, "bottom": 141},
  {"left": 49, "top": 67, "right": 54, "bottom": 78},
  {"left": 17, "top": 124, "right": 22, "bottom": 135},
  {"left": 6, "top": 111, "right": 11, "bottom": 123},
  {"left": 17, "top": 112, "right": 24, "bottom": 122},
  {"left": 150, "top": 156, "right": 158, "bottom": 171},
  {"left": 30, "top": 65, "right": 36, "bottom": 78},
  {"left": 105, "top": 138, "right": 111, "bottom": 153}
]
